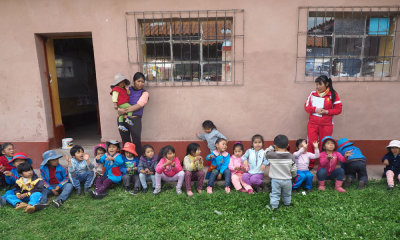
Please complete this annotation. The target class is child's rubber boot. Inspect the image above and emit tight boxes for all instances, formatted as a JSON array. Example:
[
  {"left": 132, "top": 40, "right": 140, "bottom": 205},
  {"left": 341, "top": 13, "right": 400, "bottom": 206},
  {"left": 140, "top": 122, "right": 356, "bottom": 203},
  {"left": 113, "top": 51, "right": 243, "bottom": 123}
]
[
  {"left": 344, "top": 178, "right": 353, "bottom": 187},
  {"left": 334, "top": 180, "right": 346, "bottom": 193},
  {"left": 318, "top": 181, "right": 325, "bottom": 191}
]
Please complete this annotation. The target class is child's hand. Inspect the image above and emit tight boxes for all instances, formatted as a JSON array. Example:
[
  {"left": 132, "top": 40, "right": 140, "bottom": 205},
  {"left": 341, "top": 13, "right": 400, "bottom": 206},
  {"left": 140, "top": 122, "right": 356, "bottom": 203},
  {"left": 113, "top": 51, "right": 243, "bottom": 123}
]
[
  {"left": 195, "top": 156, "right": 202, "bottom": 162},
  {"left": 0, "top": 165, "right": 5, "bottom": 172},
  {"left": 149, "top": 171, "right": 154, "bottom": 175},
  {"left": 127, "top": 167, "right": 132, "bottom": 173},
  {"left": 312, "top": 141, "right": 319, "bottom": 149},
  {"left": 3, "top": 171, "right": 12, "bottom": 177},
  {"left": 164, "top": 159, "right": 172, "bottom": 167},
  {"left": 51, "top": 189, "right": 60, "bottom": 196},
  {"left": 171, "top": 162, "right": 176, "bottom": 168},
  {"left": 83, "top": 153, "right": 90, "bottom": 161},
  {"left": 303, "top": 143, "right": 308, "bottom": 151},
  {"left": 260, "top": 165, "right": 266, "bottom": 172},
  {"left": 217, "top": 173, "right": 222, "bottom": 180},
  {"left": 344, "top": 150, "right": 353, "bottom": 158},
  {"left": 96, "top": 155, "right": 101, "bottom": 160},
  {"left": 106, "top": 156, "right": 115, "bottom": 161},
  {"left": 65, "top": 155, "right": 71, "bottom": 163},
  {"left": 243, "top": 160, "right": 248, "bottom": 168},
  {"left": 133, "top": 167, "right": 138, "bottom": 171},
  {"left": 384, "top": 159, "right": 389, "bottom": 166},
  {"left": 17, "top": 193, "right": 26, "bottom": 199}
]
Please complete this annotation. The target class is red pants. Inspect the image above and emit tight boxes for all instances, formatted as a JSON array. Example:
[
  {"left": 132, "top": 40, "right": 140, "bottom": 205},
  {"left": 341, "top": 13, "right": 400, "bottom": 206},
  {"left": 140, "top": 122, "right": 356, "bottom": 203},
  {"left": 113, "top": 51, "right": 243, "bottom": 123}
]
[{"left": 307, "top": 123, "right": 333, "bottom": 169}]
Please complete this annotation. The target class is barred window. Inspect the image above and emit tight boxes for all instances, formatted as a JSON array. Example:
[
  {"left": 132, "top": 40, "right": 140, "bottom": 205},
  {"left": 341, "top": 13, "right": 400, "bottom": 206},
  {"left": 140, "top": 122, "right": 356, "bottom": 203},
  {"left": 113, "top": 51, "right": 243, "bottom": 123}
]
[
  {"left": 296, "top": 7, "right": 400, "bottom": 82},
  {"left": 126, "top": 10, "right": 244, "bottom": 86}
]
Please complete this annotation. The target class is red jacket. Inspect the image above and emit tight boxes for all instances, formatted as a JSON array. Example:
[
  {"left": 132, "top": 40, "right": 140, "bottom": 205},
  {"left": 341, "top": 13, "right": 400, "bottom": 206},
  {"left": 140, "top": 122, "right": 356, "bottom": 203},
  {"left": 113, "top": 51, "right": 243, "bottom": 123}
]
[
  {"left": 0, "top": 156, "right": 13, "bottom": 172},
  {"left": 304, "top": 90, "right": 342, "bottom": 126},
  {"left": 111, "top": 86, "right": 129, "bottom": 106}
]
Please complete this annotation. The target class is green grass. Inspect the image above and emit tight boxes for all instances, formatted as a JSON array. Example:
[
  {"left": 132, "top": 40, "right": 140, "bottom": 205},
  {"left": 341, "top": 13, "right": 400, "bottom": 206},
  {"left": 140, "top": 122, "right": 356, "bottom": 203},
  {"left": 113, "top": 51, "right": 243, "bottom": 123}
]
[{"left": 1, "top": 180, "right": 400, "bottom": 239}]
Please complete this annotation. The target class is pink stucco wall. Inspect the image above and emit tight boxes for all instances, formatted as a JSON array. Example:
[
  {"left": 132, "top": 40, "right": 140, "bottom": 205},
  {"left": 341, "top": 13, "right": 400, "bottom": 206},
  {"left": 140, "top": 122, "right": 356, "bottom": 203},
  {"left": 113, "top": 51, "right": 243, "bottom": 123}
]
[{"left": 0, "top": 0, "right": 399, "bottom": 148}]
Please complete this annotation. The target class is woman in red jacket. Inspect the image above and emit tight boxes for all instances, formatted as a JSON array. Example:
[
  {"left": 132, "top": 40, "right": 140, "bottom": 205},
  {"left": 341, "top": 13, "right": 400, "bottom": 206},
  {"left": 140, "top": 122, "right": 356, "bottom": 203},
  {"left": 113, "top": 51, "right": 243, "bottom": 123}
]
[{"left": 304, "top": 75, "right": 342, "bottom": 169}]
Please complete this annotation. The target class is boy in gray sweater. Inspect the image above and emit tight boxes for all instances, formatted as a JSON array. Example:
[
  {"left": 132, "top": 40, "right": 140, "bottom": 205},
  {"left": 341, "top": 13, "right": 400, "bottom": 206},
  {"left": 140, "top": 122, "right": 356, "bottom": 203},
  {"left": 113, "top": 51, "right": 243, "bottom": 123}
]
[{"left": 265, "top": 134, "right": 297, "bottom": 211}]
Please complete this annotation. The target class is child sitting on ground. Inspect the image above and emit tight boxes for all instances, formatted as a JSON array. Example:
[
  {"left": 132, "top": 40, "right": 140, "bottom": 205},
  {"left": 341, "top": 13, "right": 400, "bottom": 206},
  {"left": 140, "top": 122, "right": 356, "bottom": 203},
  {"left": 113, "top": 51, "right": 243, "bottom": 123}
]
[
  {"left": 206, "top": 138, "right": 231, "bottom": 194},
  {"left": 154, "top": 145, "right": 185, "bottom": 195},
  {"left": 229, "top": 142, "right": 250, "bottom": 193},
  {"left": 197, "top": 120, "right": 227, "bottom": 179},
  {"left": 292, "top": 139, "right": 319, "bottom": 193},
  {"left": 382, "top": 140, "right": 400, "bottom": 190},
  {"left": 138, "top": 145, "right": 157, "bottom": 193},
  {"left": 111, "top": 73, "right": 133, "bottom": 132},
  {"left": 317, "top": 136, "right": 352, "bottom": 193},
  {"left": 0, "top": 142, "right": 14, "bottom": 188},
  {"left": 90, "top": 140, "right": 124, "bottom": 199},
  {"left": 337, "top": 138, "right": 368, "bottom": 189},
  {"left": 6, "top": 163, "right": 49, "bottom": 213},
  {"left": 39, "top": 150, "right": 73, "bottom": 208},
  {"left": 67, "top": 145, "right": 95, "bottom": 195},
  {"left": 265, "top": 135, "right": 296, "bottom": 211},
  {"left": 121, "top": 142, "right": 140, "bottom": 195},
  {"left": 93, "top": 144, "right": 106, "bottom": 177},
  {"left": 183, "top": 143, "right": 205, "bottom": 196}
]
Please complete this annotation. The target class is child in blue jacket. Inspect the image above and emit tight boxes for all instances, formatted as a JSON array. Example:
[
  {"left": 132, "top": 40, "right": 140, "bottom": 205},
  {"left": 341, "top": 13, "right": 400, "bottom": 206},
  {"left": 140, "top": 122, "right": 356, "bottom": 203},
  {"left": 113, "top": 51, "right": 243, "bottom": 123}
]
[
  {"left": 39, "top": 150, "right": 73, "bottom": 208},
  {"left": 206, "top": 138, "right": 231, "bottom": 194},
  {"left": 337, "top": 138, "right": 368, "bottom": 189},
  {"left": 90, "top": 140, "right": 124, "bottom": 199}
]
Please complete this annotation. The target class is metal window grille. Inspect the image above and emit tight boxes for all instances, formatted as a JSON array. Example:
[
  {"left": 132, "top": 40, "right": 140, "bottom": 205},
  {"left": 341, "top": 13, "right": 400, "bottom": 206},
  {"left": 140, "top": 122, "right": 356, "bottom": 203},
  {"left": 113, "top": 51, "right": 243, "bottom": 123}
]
[
  {"left": 126, "top": 10, "right": 244, "bottom": 87},
  {"left": 296, "top": 6, "right": 400, "bottom": 82}
]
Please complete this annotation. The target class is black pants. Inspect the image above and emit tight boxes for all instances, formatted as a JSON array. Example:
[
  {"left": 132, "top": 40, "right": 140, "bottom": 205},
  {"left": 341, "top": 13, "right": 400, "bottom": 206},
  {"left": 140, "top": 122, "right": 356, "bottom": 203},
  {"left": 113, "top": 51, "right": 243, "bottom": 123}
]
[
  {"left": 118, "top": 116, "right": 143, "bottom": 156},
  {"left": 344, "top": 160, "right": 368, "bottom": 183}
]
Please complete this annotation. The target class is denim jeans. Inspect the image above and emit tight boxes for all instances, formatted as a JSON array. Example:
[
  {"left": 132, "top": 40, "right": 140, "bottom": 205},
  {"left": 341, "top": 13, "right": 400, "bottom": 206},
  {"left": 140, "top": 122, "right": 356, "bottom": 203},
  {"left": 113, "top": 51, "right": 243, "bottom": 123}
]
[
  {"left": 317, "top": 168, "right": 344, "bottom": 181},
  {"left": 6, "top": 192, "right": 42, "bottom": 207},
  {"left": 208, "top": 169, "right": 231, "bottom": 187},
  {"left": 69, "top": 171, "right": 95, "bottom": 190},
  {"left": 139, "top": 173, "right": 156, "bottom": 189},
  {"left": 40, "top": 183, "right": 73, "bottom": 203},
  {"left": 270, "top": 179, "right": 292, "bottom": 208}
]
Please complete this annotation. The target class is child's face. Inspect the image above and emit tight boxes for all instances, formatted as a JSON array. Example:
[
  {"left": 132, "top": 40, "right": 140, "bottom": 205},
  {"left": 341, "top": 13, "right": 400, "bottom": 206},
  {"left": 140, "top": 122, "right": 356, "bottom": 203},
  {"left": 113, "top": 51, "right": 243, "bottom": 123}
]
[
  {"left": 324, "top": 140, "right": 336, "bottom": 152},
  {"left": 216, "top": 140, "right": 227, "bottom": 152},
  {"left": 125, "top": 152, "right": 134, "bottom": 158},
  {"left": 391, "top": 147, "right": 400, "bottom": 156},
  {"left": 253, "top": 138, "right": 263, "bottom": 151},
  {"left": 166, "top": 151, "right": 175, "bottom": 160},
  {"left": 13, "top": 159, "right": 27, "bottom": 167},
  {"left": 48, "top": 159, "right": 59, "bottom": 167},
  {"left": 108, "top": 144, "right": 119, "bottom": 155},
  {"left": 234, "top": 147, "right": 243, "bottom": 158},
  {"left": 194, "top": 148, "right": 201, "bottom": 156},
  {"left": 144, "top": 148, "right": 154, "bottom": 159},
  {"left": 2, "top": 144, "right": 15, "bottom": 157},
  {"left": 117, "top": 81, "right": 126, "bottom": 88},
  {"left": 74, "top": 149, "right": 85, "bottom": 161},
  {"left": 21, "top": 169, "right": 33, "bottom": 178},
  {"left": 96, "top": 149, "right": 106, "bottom": 157},
  {"left": 204, "top": 127, "right": 212, "bottom": 134},
  {"left": 297, "top": 140, "right": 307, "bottom": 150}
]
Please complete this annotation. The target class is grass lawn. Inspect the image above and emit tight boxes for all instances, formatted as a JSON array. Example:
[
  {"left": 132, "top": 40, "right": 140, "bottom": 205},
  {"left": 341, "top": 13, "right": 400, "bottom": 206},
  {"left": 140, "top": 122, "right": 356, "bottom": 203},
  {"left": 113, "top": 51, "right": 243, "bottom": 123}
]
[{"left": 1, "top": 180, "right": 399, "bottom": 239}]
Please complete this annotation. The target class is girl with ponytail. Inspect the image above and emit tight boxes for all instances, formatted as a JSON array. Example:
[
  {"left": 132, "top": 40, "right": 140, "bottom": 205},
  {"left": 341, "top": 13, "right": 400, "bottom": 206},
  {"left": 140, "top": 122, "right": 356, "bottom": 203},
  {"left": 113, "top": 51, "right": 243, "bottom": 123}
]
[{"left": 304, "top": 75, "right": 343, "bottom": 169}]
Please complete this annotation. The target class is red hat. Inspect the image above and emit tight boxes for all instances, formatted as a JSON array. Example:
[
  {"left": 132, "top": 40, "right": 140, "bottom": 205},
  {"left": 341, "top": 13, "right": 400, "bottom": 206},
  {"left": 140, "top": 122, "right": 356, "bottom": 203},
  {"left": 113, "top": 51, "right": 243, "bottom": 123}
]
[{"left": 121, "top": 142, "right": 138, "bottom": 156}]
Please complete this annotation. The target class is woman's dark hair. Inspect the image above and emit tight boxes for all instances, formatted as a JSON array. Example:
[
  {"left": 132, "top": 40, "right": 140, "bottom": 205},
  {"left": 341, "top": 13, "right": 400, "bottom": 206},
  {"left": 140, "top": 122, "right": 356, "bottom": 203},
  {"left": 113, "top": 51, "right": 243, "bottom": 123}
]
[
  {"left": 133, "top": 72, "right": 146, "bottom": 82},
  {"left": 202, "top": 120, "right": 216, "bottom": 130},
  {"left": 233, "top": 142, "right": 244, "bottom": 152},
  {"left": 186, "top": 143, "right": 200, "bottom": 156},
  {"left": 157, "top": 145, "right": 175, "bottom": 161},
  {"left": 0, "top": 142, "right": 14, "bottom": 156},
  {"left": 215, "top": 138, "right": 227, "bottom": 146},
  {"left": 315, "top": 75, "right": 336, "bottom": 108},
  {"left": 17, "top": 162, "right": 33, "bottom": 175},
  {"left": 251, "top": 134, "right": 264, "bottom": 148},
  {"left": 70, "top": 145, "right": 84, "bottom": 157},
  {"left": 296, "top": 139, "right": 306, "bottom": 149}
]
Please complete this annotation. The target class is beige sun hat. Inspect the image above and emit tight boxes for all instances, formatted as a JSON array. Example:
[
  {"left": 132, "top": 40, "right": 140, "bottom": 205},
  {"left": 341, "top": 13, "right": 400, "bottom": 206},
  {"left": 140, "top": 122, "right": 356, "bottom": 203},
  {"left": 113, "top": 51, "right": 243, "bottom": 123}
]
[
  {"left": 386, "top": 140, "right": 400, "bottom": 150},
  {"left": 110, "top": 73, "right": 130, "bottom": 89}
]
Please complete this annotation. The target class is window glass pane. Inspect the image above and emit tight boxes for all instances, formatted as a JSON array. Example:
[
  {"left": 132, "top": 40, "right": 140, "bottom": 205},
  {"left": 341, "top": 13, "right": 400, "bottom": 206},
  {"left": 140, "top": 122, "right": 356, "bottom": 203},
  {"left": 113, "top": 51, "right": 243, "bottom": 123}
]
[
  {"left": 144, "top": 43, "right": 171, "bottom": 62},
  {"left": 202, "top": 19, "right": 232, "bottom": 40},
  {"left": 307, "top": 16, "right": 334, "bottom": 34},
  {"left": 334, "top": 16, "right": 365, "bottom": 35},
  {"left": 203, "top": 42, "right": 222, "bottom": 61},
  {"left": 334, "top": 38, "right": 362, "bottom": 56},
  {"left": 362, "top": 57, "right": 391, "bottom": 77},
  {"left": 203, "top": 63, "right": 222, "bottom": 81},
  {"left": 171, "top": 19, "right": 200, "bottom": 40},
  {"left": 306, "top": 58, "right": 331, "bottom": 77},
  {"left": 332, "top": 58, "right": 361, "bottom": 77},
  {"left": 144, "top": 62, "right": 172, "bottom": 82},
  {"left": 173, "top": 43, "right": 200, "bottom": 61},
  {"left": 174, "top": 64, "right": 200, "bottom": 81},
  {"left": 141, "top": 21, "right": 170, "bottom": 42}
]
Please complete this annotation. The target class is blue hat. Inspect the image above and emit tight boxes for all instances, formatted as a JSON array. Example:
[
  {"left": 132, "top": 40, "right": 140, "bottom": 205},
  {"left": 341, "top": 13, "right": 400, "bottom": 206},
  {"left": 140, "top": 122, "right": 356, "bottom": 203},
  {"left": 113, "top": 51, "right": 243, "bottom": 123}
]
[
  {"left": 41, "top": 150, "right": 62, "bottom": 166},
  {"left": 321, "top": 136, "right": 338, "bottom": 151},
  {"left": 337, "top": 138, "right": 353, "bottom": 152},
  {"left": 9, "top": 152, "right": 32, "bottom": 166}
]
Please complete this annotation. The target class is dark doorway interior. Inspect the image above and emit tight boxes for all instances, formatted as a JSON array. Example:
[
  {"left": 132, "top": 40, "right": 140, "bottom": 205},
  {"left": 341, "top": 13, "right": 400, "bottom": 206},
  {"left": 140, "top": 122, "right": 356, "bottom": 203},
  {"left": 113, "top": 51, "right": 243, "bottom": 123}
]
[{"left": 53, "top": 38, "right": 100, "bottom": 143}]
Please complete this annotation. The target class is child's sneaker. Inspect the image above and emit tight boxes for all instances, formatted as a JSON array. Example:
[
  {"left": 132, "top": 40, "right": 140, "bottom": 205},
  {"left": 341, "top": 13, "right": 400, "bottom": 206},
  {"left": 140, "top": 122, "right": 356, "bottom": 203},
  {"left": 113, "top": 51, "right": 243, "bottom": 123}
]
[
  {"left": 130, "top": 188, "right": 139, "bottom": 195},
  {"left": 89, "top": 190, "right": 107, "bottom": 199},
  {"left": 118, "top": 125, "right": 128, "bottom": 132},
  {"left": 15, "top": 202, "right": 28, "bottom": 210},
  {"left": 176, "top": 188, "right": 183, "bottom": 195},
  {"left": 84, "top": 188, "right": 90, "bottom": 195},
  {"left": 76, "top": 188, "right": 82, "bottom": 196},
  {"left": 197, "top": 189, "right": 202, "bottom": 194},
  {"left": 248, "top": 189, "right": 254, "bottom": 194},
  {"left": 0, "top": 197, "right": 6, "bottom": 207},
  {"left": 255, "top": 186, "right": 263, "bottom": 193},
  {"left": 125, "top": 118, "right": 134, "bottom": 126},
  {"left": 206, "top": 186, "right": 213, "bottom": 194},
  {"left": 387, "top": 185, "right": 395, "bottom": 190},
  {"left": 26, "top": 203, "right": 49, "bottom": 213},
  {"left": 292, "top": 189, "right": 298, "bottom": 194},
  {"left": 24, "top": 204, "right": 35, "bottom": 213},
  {"left": 358, "top": 181, "right": 366, "bottom": 190},
  {"left": 187, "top": 190, "right": 194, "bottom": 196},
  {"left": 225, "top": 186, "right": 231, "bottom": 194},
  {"left": 142, "top": 188, "right": 148, "bottom": 194},
  {"left": 52, "top": 199, "right": 63, "bottom": 208},
  {"left": 153, "top": 188, "right": 161, "bottom": 195},
  {"left": 266, "top": 205, "right": 277, "bottom": 211},
  {"left": 239, "top": 188, "right": 246, "bottom": 193}
]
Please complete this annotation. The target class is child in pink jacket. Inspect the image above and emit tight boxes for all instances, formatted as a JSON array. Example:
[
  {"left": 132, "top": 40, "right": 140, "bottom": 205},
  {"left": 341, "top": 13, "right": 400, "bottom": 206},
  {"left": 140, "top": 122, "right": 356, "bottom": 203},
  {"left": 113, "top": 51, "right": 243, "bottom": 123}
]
[
  {"left": 229, "top": 142, "right": 251, "bottom": 193},
  {"left": 153, "top": 145, "right": 184, "bottom": 195},
  {"left": 292, "top": 139, "right": 319, "bottom": 192}
]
